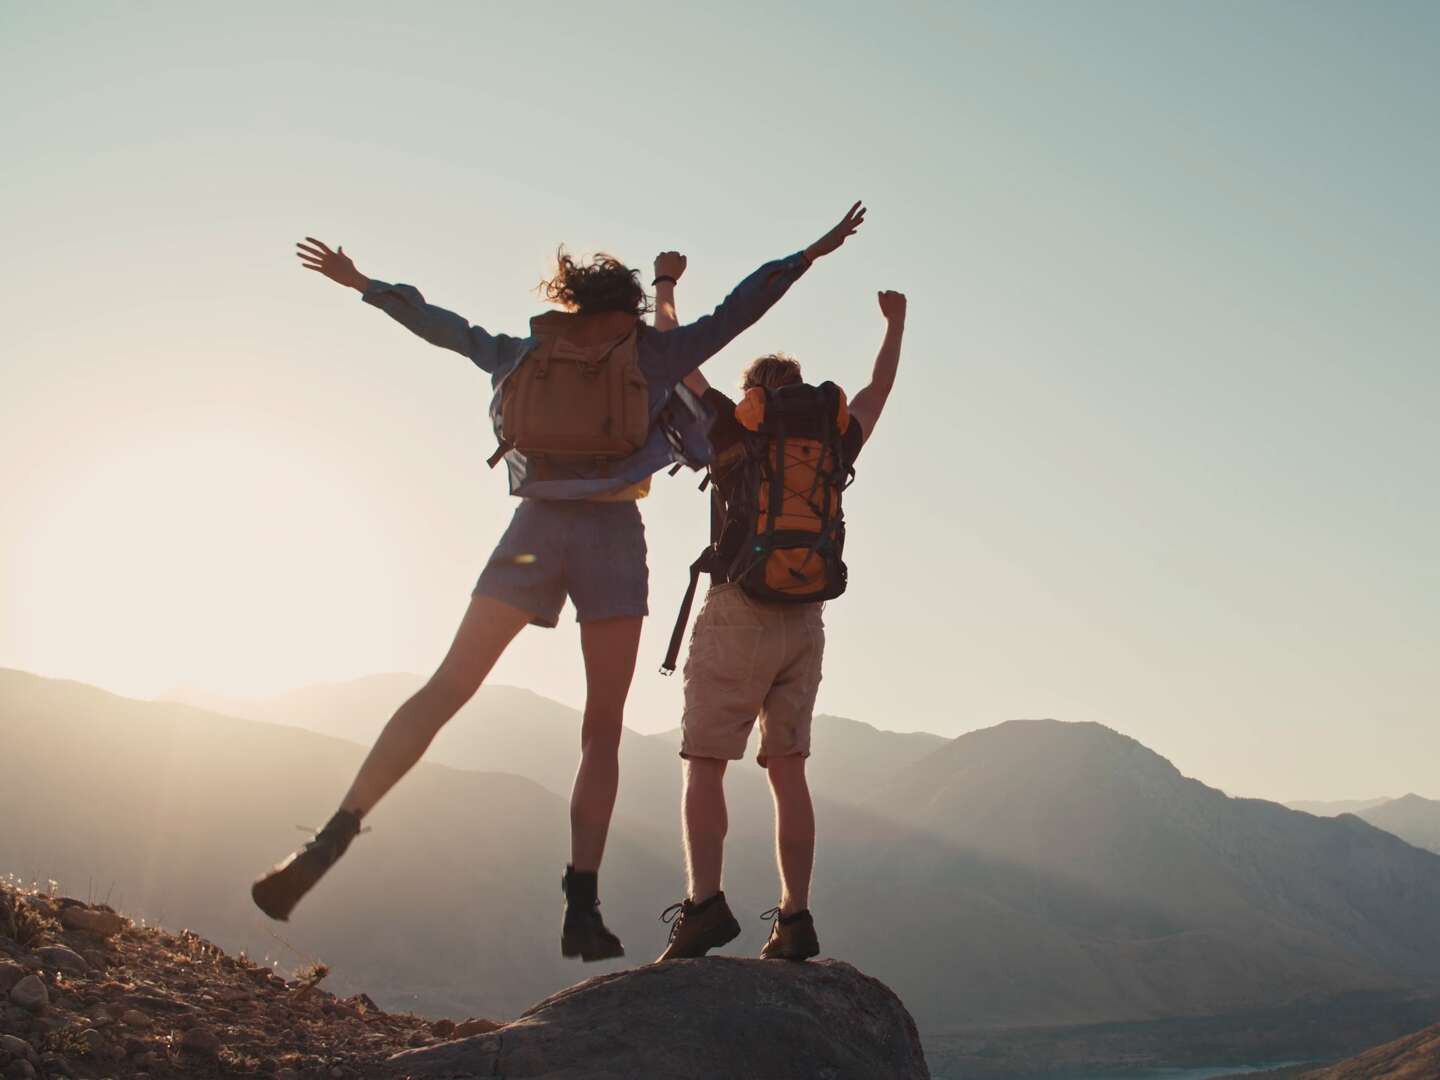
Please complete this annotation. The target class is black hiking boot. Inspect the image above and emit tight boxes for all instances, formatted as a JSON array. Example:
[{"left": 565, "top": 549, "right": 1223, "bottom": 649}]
[
  {"left": 656, "top": 891, "right": 742, "bottom": 962},
  {"left": 759, "top": 906, "right": 820, "bottom": 961},
  {"left": 561, "top": 866, "right": 625, "bottom": 962},
  {"left": 251, "top": 810, "right": 363, "bottom": 921}
]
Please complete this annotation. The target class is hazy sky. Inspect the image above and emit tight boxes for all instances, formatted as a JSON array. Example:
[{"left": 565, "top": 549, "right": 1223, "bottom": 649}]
[{"left": 3, "top": 2, "right": 1436, "bottom": 801}]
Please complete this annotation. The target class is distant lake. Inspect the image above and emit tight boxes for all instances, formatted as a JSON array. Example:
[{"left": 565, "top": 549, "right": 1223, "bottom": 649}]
[{"left": 928, "top": 1064, "right": 1302, "bottom": 1080}]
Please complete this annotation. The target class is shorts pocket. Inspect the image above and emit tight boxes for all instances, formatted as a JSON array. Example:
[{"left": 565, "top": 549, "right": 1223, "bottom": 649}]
[{"left": 683, "top": 623, "right": 763, "bottom": 691}]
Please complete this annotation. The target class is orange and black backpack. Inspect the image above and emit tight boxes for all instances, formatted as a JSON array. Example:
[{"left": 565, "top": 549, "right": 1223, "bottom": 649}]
[{"left": 662, "top": 381, "right": 854, "bottom": 674}]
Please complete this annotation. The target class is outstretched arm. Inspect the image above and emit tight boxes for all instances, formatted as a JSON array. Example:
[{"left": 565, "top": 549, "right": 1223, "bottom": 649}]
[
  {"left": 644, "top": 202, "right": 867, "bottom": 386},
  {"left": 848, "top": 290, "right": 906, "bottom": 443},
  {"left": 295, "top": 237, "right": 509, "bottom": 373},
  {"left": 652, "top": 251, "right": 710, "bottom": 395}
]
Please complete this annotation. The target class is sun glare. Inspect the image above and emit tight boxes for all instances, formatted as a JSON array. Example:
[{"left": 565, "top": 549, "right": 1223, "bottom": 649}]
[{"left": 13, "top": 432, "right": 407, "bottom": 698}]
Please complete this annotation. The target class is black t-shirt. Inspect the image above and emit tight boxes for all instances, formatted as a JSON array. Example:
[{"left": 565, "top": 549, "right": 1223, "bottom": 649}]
[{"left": 702, "top": 387, "right": 864, "bottom": 576}]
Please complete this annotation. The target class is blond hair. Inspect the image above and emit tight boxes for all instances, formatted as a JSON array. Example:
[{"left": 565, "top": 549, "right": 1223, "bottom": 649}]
[{"left": 740, "top": 353, "right": 803, "bottom": 391}]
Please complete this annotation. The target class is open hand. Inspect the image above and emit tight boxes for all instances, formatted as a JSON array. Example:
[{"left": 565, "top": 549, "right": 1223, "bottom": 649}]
[
  {"left": 878, "top": 290, "right": 907, "bottom": 322},
  {"left": 653, "top": 251, "right": 688, "bottom": 283},
  {"left": 296, "top": 238, "right": 369, "bottom": 291},
  {"left": 805, "top": 201, "right": 867, "bottom": 263}
]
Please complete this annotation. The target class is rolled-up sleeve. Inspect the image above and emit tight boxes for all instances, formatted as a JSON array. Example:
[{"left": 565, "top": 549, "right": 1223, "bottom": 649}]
[
  {"left": 362, "top": 280, "right": 510, "bottom": 373},
  {"left": 641, "top": 251, "right": 810, "bottom": 386}
]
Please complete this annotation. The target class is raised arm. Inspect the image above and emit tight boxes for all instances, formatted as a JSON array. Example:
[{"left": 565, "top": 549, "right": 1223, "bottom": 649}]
[
  {"left": 848, "top": 290, "right": 906, "bottom": 443},
  {"left": 295, "top": 237, "right": 509, "bottom": 373},
  {"left": 652, "top": 250, "right": 710, "bottom": 395},
  {"left": 643, "top": 202, "right": 867, "bottom": 386}
]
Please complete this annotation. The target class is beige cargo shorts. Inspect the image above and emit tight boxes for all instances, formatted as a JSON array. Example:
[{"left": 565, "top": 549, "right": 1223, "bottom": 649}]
[{"left": 680, "top": 582, "right": 825, "bottom": 766}]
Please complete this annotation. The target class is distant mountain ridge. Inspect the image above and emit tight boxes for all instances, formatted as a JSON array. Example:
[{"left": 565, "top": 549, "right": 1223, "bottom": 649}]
[
  {"left": 8, "top": 668, "right": 1440, "bottom": 1077},
  {"left": 1287, "top": 793, "right": 1440, "bottom": 854}
]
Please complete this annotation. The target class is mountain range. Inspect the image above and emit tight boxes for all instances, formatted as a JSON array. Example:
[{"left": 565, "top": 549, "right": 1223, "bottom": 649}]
[
  {"left": 7, "top": 667, "right": 1440, "bottom": 1077},
  {"left": 1289, "top": 793, "right": 1440, "bottom": 855}
]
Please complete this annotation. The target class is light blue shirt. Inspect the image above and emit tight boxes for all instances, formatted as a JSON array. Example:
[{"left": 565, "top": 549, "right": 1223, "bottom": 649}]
[{"left": 361, "top": 251, "right": 811, "bottom": 499}]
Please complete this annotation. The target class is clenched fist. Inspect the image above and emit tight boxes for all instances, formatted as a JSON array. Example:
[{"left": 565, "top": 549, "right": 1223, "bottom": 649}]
[{"left": 878, "top": 290, "right": 907, "bottom": 322}]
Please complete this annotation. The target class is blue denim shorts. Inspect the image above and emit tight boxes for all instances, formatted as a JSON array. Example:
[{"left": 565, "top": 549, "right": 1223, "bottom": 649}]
[{"left": 474, "top": 499, "right": 648, "bottom": 627}]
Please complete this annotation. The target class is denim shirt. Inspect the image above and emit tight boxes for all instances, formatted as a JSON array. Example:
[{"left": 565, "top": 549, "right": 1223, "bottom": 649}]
[{"left": 361, "top": 251, "right": 810, "bottom": 499}]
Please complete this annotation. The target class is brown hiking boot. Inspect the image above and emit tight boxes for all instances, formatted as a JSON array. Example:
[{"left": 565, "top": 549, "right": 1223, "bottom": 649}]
[
  {"left": 251, "top": 810, "right": 363, "bottom": 921},
  {"left": 759, "top": 907, "right": 819, "bottom": 961},
  {"left": 656, "top": 892, "right": 742, "bottom": 961}
]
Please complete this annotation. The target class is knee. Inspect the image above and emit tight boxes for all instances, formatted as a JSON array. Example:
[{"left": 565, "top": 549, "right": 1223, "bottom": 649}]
[
  {"left": 579, "top": 714, "right": 623, "bottom": 758},
  {"left": 765, "top": 754, "right": 808, "bottom": 790}
]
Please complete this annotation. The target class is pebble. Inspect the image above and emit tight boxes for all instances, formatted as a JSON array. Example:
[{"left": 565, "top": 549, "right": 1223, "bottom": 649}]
[
  {"left": 180, "top": 1026, "right": 220, "bottom": 1056},
  {"left": 35, "top": 947, "right": 88, "bottom": 976},
  {"left": 429, "top": 1018, "right": 455, "bottom": 1038},
  {"left": 0, "top": 1035, "right": 31, "bottom": 1061},
  {"left": 80, "top": 1029, "right": 107, "bottom": 1054},
  {"left": 120, "top": 1009, "right": 151, "bottom": 1028},
  {"left": 454, "top": 1016, "right": 502, "bottom": 1038},
  {"left": 8, "top": 975, "right": 48, "bottom": 1012},
  {"left": 3, "top": 1060, "right": 35, "bottom": 1080},
  {"left": 58, "top": 908, "right": 127, "bottom": 937},
  {"left": 0, "top": 963, "right": 25, "bottom": 993}
]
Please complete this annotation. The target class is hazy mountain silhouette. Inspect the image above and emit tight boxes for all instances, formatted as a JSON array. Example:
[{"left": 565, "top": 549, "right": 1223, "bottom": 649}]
[
  {"left": 165, "top": 679, "right": 947, "bottom": 817},
  {"left": 1288, "top": 797, "right": 1393, "bottom": 817},
  {"left": 9, "top": 669, "right": 1440, "bottom": 1073},
  {"left": 1285, "top": 795, "right": 1440, "bottom": 855},
  {"left": 857, "top": 720, "right": 1440, "bottom": 1023},
  {"left": 1, "top": 667, "right": 675, "bottom": 1019},
  {"left": 1355, "top": 794, "right": 1440, "bottom": 855}
]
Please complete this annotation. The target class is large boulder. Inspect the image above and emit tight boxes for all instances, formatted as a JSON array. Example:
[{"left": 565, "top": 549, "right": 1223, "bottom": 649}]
[{"left": 391, "top": 957, "right": 929, "bottom": 1080}]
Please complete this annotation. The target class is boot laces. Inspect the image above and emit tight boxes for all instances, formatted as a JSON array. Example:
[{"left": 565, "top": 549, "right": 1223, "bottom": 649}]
[
  {"left": 659, "top": 900, "right": 691, "bottom": 942},
  {"left": 760, "top": 907, "right": 781, "bottom": 922}
]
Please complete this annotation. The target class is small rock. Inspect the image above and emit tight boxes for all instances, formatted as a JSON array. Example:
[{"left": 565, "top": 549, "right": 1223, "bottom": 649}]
[
  {"left": 330, "top": 1069, "right": 345, "bottom": 1079},
  {"left": 453, "top": 1016, "right": 502, "bottom": 1038},
  {"left": 8, "top": 975, "right": 48, "bottom": 1012},
  {"left": 81, "top": 950, "right": 107, "bottom": 971},
  {"left": 38, "top": 1054, "right": 71, "bottom": 1078},
  {"left": 4, "top": 1060, "right": 35, "bottom": 1080},
  {"left": 274, "top": 1069, "right": 299, "bottom": 1080},
  {"left": 136, "top": 1050, "right": 161, "bottom": 1067},
  {"left": 0, "top": 963, "right": 25, "bottom": 993},
  {"left": 123, "top": 1038, "right": 147, "bottom": 1057},
  {"left": 58, "top": 908, "right": 127, "bottom": 938},
  {"left": 35, "top": 947, "right": 88, "bottom": 976},
  {"left": 79, "top": 1029, "right": 106, "bottom": 1054},
  {"left": 429, "top": 1019, "right": 455, "bottom": 1039},
  {"left": 180, "top": 1026, "right": 220, "bottom": 1056},
  {"left": 120, "top": 1009, "right": 151, "bottom": 1028},
  {"left": 0, "top": 1035, "right": 33, "bottom": 1061}
]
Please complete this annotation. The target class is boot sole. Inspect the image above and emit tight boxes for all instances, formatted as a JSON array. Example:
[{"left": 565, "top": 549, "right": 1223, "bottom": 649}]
[
  {"left": 251, "top": 874, "right": 299, "bottom": 922},
  {"left": 760, "top": 947, "right": 820, "bottom": 961},
  {"left": 561, "top": 935, "right": 626, "bottom": 963}
]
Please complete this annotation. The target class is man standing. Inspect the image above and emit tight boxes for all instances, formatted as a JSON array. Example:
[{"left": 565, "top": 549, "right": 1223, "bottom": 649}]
[{"left": 651, "top": 253, "right": 907, "bottom": 960}]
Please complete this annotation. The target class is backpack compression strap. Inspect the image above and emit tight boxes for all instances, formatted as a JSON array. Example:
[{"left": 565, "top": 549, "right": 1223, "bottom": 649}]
[{"left": 661, "top": 550, "right": 713, "bottom": 675}]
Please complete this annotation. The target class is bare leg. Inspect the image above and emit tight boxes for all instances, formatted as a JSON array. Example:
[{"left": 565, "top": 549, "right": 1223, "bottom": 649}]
[
  {"left": 682, "top": 757, "right": 729, "bottom": 901},
  {"left": 569, "top": 615, "right": 643, "bottom": 871},
  {"left": 340, "top": 595, "right": 531, "bottom": 816},
  {"left": 765, "top": 754, "right": 815, "bottom": 914}
]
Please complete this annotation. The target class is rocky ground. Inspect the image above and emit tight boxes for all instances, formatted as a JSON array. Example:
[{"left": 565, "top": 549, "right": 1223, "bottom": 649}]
[{"left": 0, "top": 879, "right": 497, "bottom": 1080}]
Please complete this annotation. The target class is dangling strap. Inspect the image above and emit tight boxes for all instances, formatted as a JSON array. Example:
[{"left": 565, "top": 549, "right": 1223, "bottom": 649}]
[
  {"left": 487, "top": 438, "right": 514, "bottom": 469},
  {"left": 661, "top": 551, "right": 711, "bottom": 675}
]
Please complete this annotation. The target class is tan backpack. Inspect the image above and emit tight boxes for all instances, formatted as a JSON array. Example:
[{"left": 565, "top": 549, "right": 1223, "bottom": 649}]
[{"left": 489, "top": 310, "right": 650, "bottom": 470}]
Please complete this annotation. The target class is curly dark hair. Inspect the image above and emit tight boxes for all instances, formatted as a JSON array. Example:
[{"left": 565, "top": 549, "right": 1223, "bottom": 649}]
[{"left": 539, "top": 248, "right": 651, "bottom": 317}]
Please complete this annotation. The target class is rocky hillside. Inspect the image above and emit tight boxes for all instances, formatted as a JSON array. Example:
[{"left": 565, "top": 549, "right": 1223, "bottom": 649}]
[
  {"left": 0, "top": 878, "right": 460, "bottom": 1079},
  {"left": 0, "top": 879, "right": 928, "bottom": 1080},
  {"left": 1299, "top": 1020, "right": 1440, "bottom": 1079}
]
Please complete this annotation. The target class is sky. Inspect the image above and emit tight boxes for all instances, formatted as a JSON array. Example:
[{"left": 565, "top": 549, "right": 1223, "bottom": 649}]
[{"left": 2, "top": 1, "right": 1436, "bottom": 801}]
